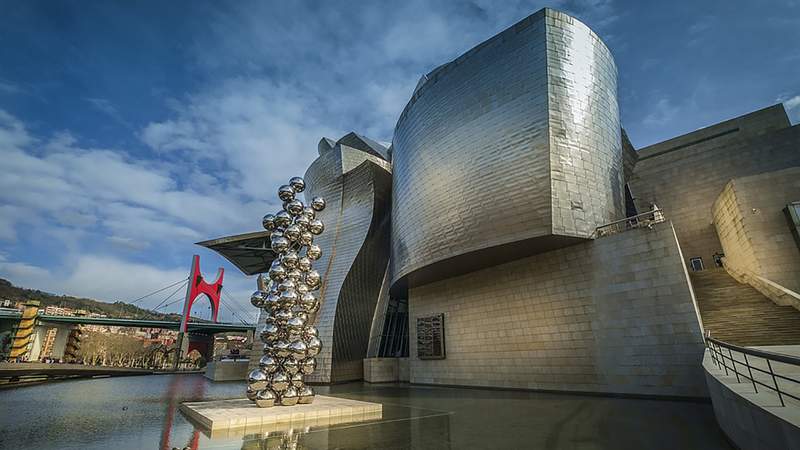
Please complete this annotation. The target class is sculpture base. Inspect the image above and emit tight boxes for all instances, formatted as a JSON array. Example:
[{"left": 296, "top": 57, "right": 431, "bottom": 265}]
[{"left": 180, "top": 396, "right": 382, "bottom": 438}]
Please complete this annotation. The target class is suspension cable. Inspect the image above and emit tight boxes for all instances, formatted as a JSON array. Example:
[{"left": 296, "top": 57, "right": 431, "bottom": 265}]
[
  {"left": 128, "top": 277, "right": 189, "bottom": 305},
  {"left": 149, "top": 280, "right": 189, "bottom": 312}
]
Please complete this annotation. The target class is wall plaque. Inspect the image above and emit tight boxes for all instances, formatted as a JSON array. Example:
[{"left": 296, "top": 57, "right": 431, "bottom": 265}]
[{"left": 416, "top": 314, "right": 445, "bottom": 359}]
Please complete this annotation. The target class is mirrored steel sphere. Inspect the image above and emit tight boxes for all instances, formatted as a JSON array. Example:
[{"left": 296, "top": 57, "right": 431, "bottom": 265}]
[
  {"left": 275, "top": 211, "right": 292, "bottom": 228},
  {"left": 286, "top": 316, "right": 305, "bottom": 334},
  {"left": 268, "top": 264, "right": 287, "bottom": 281},
  {"left": 291, "top": 373, "right": 304, "bottom": 388},
  {"left": 284, "top": 269, "right": 301, "bottom": 282},
  {"left": 250, "top": 291, "right": 266, "bottom": 308},
  {"left": 262, "top": 213, "right": 276, "bottom": 231},
  {"left": 286, "top": 200, "right": 304, "bottom": 216},
  {"left": 255, "top": 389, "right": 277, "bottom": 408},
  {"left": 308, "top": 219, "right": 324, "bottom": 235},
  {"left": 302, "top": 206, "right": 315, "bottom": 220},
  {"left": 260, "top": 324, "right": 281, "bottom": 344},
  {"left": 259, "top": 355, "right": 279, "bottom": 373},
  {"left": 294, "top": 215, "right": 310, "bottom": 231},
  {"left": 278, "top": 185, "right": 295, "bottom": 202},
  {"left": 274, "top": 339, "right": 291, "bottom": 358},
  {"left": 278, "top": 290, "right": 298, "bottom": 308},
  {"left": 280, "top": 386, "right": 299, "bottom": 406},
  {"left": 299, "top": 292, "right": 320, "bottom": 313},
  {"left": 306, "top": 336, "right": 322, "bottom": 357},
  {"left": 289, "top": 340, "right": 308, "bottom": 359},
  {"left": 305, "top": 270, "right": 321, "bottom": 288},
  {"left": 248, "top": 369, "right": 269, "bottom": 391},
  {"left": 264, "top": 292, "right": 280, "bottom": 310},
  {"left": 246, "top": 386, "right": 258, "bottom": 402},
  {"left": 270, "top": 371, "right": 290, "bottom": 392},
  {"left": 278, "top": 279, "right": 296, "bottom": 293},
  {"left": 281, "top": 251, "right": 298, "bottom": 268},
  {"left": 310, "top": 196, "right": 326, "bottom": 211},
  {"left": 299, "top": 357, "right": 316, "bottom": 375},
  {"left": 296, "top": 282, "right": 310, "bottom": 295},
  {"left": 296, "top": 311, "right": 309, "bottom": 324},
  {"left": 306, "top": 245, "right": 322, "bottom": 260},
  {"left": 298, "top": 385, "right": 315, "bottom": 404},
  {"left": 274, "top": 309, "right": 293, "bottom": 325},
  {"left": 282, "top": 357, "right": 300, "bottom": 375},
  {"left": 303, "top": 326, "right": 319, "bottom": 339},
  {"left": 299, "top": 231, "right": 314, "bottom": 246},
  {"left": 270, "top": 236, "right": 290, "bottom": 253},
  {"left": 297, "top": 257, "right": 312, "bottom": 272},
  {"left": 284, "top": 225, "right": 301, "bottom": 242},
  {"left": 289, "top": 177, "right": 305, "bottom": 193}
]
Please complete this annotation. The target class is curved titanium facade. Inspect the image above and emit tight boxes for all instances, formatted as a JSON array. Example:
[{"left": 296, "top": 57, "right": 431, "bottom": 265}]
[
  {"left": 391, "top": 8, "right": 623, "bottom": 289},
  {"left": 302, "top": 134, "right": 392, "bottom": 383}
]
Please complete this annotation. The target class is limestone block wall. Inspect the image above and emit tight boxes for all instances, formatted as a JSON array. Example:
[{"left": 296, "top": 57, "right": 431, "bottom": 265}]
[
  {"left": 408, "top": 221, "right": 707, "bottom": 397},
  {"left": 712, "top": 167, "right": 800, "bottom": 293},
  {"left": 629, "top": 105, "right": 800, "bottom": 269}
]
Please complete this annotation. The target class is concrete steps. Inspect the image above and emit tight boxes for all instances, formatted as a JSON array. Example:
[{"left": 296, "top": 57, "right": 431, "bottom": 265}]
[{"left": 691, "top": 270, "right": 800, "bottom": 346}]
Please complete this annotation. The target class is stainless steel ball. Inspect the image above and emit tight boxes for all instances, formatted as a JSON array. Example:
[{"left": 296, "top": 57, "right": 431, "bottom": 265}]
[
  {"left": 289, "top": 340, "right": 308, "bottom": 360},
  {"left": 299, "top": 292, "right": 319, "bottom": 313},
  {"left": 280, "top": 386, "right": 299, "bottom": 406},
  {"left": 260, "top": 323, "right": 281, "bottom": 344},
  {"left": 275, "top": 211, "right": 292, "bottom": 228},
  {"left": 262, "top": 213, "right": 276, "bottom": 231},
  {"left": 286, "top": 200, "right": 304, "bottom": 216},
  {"left": 298, "top": 231, "right": 314, "bottom": 246},
  {"left": 248, "top": 368, "right": 269, "bottom": 391},
  {"left": 289, "top": 177, "right": 305, "bottom": 193},
  {"left": 305, "top": 270, "right": 321, "bottom": 288},
  {"left": 310, "top": 196, "right": 326, "bottom": 211},
  {"left": 270, "top": 236, "right": 290, "bottom": 253},
  {"left": 259, "top": 355, "right": 279, "bottom": 373},
  {"left": 285, "top": 268, "right": 302, "bottom": 282},
  {"left": 302, "top": 206, "right": 315, "bottom": 220},
  {"left": 274, "top": 309, "right": 294, "bottom": 325},
  {"left": 278, "top": 279, "right": 296, "bottom": 292},
  {"left": 306, "top": 245, "right": 322, "bottom": 260},
  {"left": 282, "top": 357, "right": 300, "bottom": 375},
  {"left": 273, "top": 339, "right": 292, "bottom": 358},
  {"left": 250, "top": 290, "right": 266, "bottom": 308},
  {"left": 291, "top": 372, "right": 304, "bottom": 388},
  {"left": 278, "top": 185, "right": 295, "bottom": 202},
  {"left": 264, "top": 292, "right": 280, "bottom": 310},
  {"left": 305, "top": 336, "right": 322, "bottom": 357},
  {"left": 294, "top": 215, "right": 310, "bottom": 231},
  {"left": 303, "top": 326, "right": 319, "bottom": 339},
  {"left": 295, "top": 311, "right": 309, "bottom": 324},
  {"left": 286, "top": 316, "right": 305, "bottom": 335},
  {"left": 281, "top": 251, "right": 299, "bottom": 268},
  {"left": 295, "top": 282, "right": 310, "bottom": 294},
  {"left": 298, "top": 385, "right": 315, "bottom": 404},
  {"left": 299, "top": 357, "right": 317, "bottom": 375},
  {"left": 284, "top": 225, "right": 301, "bottom": 242},
  {"left": 255, "top": 389, "right": 277, "bottom": 408},
  {"left": 297, "top": 257, "right": 312, "bottom": 272},
  {"left": 308, "top": 219, "right": 324, "bottom": 235},
  {"left": 268, "top": 263, "right": 287, "bottom": 281},
  {"left": 270, "top": 371, "right": 290, "bottom": 392},
  {"left": 246, "top": 386, "right": 258, "bottom": 402},
  {"left": 278, "top": 290, "right": 298, "bottom": 308}
]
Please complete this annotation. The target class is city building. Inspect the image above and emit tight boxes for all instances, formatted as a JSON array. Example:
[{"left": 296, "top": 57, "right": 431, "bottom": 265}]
[{"left": 203, "top": 8, "right": 800, "bottom": 399}]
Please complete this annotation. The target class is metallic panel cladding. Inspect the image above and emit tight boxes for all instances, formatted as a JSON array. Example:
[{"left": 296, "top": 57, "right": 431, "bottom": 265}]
[
  {"left": 302, "top": 140, "right": 392, "bottom": 383},
  {"left": 390, "top": 8, "right": 623, "bottom": 290}
]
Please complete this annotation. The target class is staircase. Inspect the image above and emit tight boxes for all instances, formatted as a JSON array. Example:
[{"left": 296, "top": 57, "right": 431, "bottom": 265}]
[{"left": 691, "top": 269, "right": 800, "bottom": 346}]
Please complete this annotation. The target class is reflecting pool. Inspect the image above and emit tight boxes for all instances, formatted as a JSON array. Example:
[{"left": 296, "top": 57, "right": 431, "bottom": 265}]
[{"left": 0, "top": 374, "right": 732, "bottom": 449}]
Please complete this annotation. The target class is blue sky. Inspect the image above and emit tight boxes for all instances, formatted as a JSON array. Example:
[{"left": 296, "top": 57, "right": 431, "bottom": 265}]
[{"left": 0, "top": 0, "right": 798, "bottom": 322}]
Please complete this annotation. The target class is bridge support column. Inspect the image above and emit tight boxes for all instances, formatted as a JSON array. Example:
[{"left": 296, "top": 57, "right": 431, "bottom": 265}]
[
  {"left": 172, "top": 332, "right": 190, "bottom": 370},
  {"left": 9, "top": 301, "right": 39, "bottom": 361}
]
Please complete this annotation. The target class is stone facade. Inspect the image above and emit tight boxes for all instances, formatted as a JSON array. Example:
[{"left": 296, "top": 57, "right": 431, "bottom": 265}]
[
  {"left": 712, "top": 167, "right": 800, "bottom": 293},
  {"left": 408, "top": 221, "right": 707, "bottom": 397},
  {"left": 629, "top": 105, "right": 800, "bottom": 270},
  {"left": 391, "top": 8, "right": 623, "bottom": 291}
]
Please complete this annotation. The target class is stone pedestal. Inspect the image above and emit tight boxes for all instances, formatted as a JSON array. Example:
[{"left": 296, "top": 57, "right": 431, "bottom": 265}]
[{"left": 180, "top": 395, "right": 382, "bottom": 438}]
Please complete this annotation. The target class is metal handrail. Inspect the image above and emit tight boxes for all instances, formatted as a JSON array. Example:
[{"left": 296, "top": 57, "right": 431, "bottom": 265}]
[
  {"left": 705, "top": 335, "right": 800, "bottom": 406},
  {"left": 592, "top": 208, "right": 666, "bottom": 238}
]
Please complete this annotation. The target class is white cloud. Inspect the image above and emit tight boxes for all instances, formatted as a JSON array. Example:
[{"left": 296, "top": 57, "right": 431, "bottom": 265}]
[{"left": 643, "top": 98, "right": 680, "bottom": 127}]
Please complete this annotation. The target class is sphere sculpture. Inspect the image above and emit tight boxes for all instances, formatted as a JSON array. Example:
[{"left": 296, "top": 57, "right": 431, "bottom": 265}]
[{"left": 247, "top": 176, "right": 325, "bottom": 407}]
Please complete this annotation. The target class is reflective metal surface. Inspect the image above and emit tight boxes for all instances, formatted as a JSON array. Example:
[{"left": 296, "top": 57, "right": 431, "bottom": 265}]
[
  {"left": 298, "top": 133, "right": 393, "bottom": 383},
  {"left": 247, "top": 177, "right": 327, "bottom": 407},
  {"left": 391, "top": 8, "right": 623, "bottom": 290}
]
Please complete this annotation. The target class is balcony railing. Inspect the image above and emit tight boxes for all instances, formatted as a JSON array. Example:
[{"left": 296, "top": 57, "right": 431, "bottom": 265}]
[
  {"left": 592, "top": 207, "right": 666, "bottom": 238},
  {"left": 706, "top": 335, "right": 800, "bottom": 407}
]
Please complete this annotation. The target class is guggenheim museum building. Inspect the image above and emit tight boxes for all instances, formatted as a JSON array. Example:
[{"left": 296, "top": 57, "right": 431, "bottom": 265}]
[{"left": 202, "top": 8, "right": 800, "bottom": 399}]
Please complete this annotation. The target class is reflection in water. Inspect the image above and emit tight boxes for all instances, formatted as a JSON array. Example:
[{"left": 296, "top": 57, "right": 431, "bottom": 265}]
[{"left": 0, "top": 376, "right": 731, "bottom": 450}]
